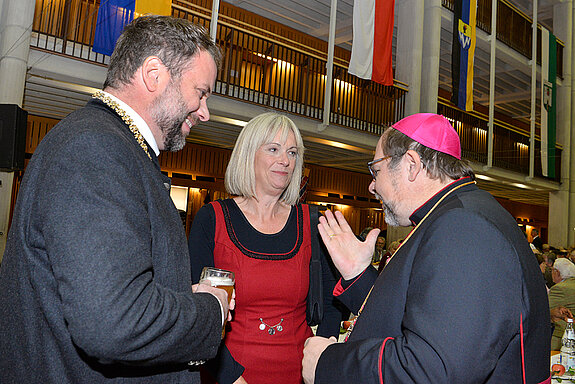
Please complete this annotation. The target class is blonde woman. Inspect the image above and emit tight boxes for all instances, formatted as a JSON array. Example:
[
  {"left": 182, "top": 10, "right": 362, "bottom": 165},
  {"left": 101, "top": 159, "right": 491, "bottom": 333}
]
[{"left": 189, "top": 112, "right": 341, "bottom": 384}]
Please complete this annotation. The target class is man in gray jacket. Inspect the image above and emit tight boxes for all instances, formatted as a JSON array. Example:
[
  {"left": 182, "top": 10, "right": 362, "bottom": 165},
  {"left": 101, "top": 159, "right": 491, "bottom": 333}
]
[{"left": 0, "top": 16, "right": 230, "bottom": 383}]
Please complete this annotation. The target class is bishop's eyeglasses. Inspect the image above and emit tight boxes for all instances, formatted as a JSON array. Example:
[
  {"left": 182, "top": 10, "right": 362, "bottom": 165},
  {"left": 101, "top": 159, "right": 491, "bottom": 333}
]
[{"left": 367, "top": 155, "right": 392, "bottom": 180}]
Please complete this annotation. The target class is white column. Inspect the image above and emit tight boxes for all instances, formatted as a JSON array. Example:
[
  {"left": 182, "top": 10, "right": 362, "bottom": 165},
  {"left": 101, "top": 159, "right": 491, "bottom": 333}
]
[
  {"left": 568, "top": 0, "right": 575, "bottom": 247},
  {"left": 319, "top": 0, "right": 338, "bottom": 130},
  {"left": 548, "top": 0, "right": 573, "bottom": 247},
  {"left": 0, "top": 0, "right": 35, "bottom": 260},
  {"left": 209, "top": 0, "right": 220, "bottom": 41},
  {"left": 486, "top": 0, "right": 497, "bottom": 169},
  {"left": 396, "top": 0, "right": 425, "bottom": 115},
  {"left": 528, "top": 0, "right": 538, "bottom": 179},
  {"left": 419, "top": 0, "right": 442, "bottom": 113},
  {"left": 0, "top": 0, "right": 35, "bottom": 103}
]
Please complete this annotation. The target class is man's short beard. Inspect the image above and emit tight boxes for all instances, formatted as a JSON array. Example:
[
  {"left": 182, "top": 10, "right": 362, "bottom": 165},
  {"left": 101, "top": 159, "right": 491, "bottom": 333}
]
[
  {"left": 162, "top": 118, "right": 188, "bottom": 151},
  {"left": 374, "top": 191, "right": 401, "bottom": 227},
  {"left": 150, "top": 81, "right": 189, "bottom": 152},
  {"left": 382, "top": 203, "right": 401, "bottom": 227}
]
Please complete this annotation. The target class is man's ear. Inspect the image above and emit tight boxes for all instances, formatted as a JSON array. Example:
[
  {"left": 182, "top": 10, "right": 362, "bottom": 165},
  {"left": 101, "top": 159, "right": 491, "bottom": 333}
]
[
  {"left": 404, "top": 149, "right": 424, "bottom": 182},
  {"left": 141, "top": 56, "right": 167, "bottom": 92}
]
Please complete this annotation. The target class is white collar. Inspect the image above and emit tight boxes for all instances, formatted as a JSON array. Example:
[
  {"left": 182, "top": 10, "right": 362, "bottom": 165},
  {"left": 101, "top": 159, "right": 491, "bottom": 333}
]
[{"left": 99, "top": 90, "right": 160, "bottom": 156}]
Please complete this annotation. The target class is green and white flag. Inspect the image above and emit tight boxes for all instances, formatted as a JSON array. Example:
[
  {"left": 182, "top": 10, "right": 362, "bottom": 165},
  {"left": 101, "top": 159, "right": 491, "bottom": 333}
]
[{"left": 541, "top": 27, "right": 557, "bottom": 178}]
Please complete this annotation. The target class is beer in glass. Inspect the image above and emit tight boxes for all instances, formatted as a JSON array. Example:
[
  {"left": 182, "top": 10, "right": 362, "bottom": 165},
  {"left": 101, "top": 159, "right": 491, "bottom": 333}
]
[{"left": 199, "top": 267, "right": 235, "bottom": 336}]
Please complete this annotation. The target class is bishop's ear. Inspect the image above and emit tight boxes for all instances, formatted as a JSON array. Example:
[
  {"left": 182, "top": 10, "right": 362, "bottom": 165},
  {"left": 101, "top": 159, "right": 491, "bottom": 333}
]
[{"left": 404, "top": 149, "right": 424, "bottom": 182}]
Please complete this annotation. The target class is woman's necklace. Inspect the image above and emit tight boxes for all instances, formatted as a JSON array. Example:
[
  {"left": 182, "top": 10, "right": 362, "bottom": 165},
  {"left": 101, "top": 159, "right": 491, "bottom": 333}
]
[
  {"left": 92, "top": 91, "right": 152, "bottom": 160},
  {"left": 343, "top": 180, "right": 476, "bottom": 342},
  {"left": 259, "top": 318, "right": 284, "bottom": 335}
]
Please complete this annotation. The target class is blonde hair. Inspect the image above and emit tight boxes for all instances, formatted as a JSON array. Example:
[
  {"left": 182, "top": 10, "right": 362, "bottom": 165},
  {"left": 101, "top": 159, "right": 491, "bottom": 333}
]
[{"left": 225, "top": 112, "right": 305, "bottom": 205}]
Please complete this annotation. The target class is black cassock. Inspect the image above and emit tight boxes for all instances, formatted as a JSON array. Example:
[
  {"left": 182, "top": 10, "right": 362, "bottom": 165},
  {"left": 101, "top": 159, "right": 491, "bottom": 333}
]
[{"left": 316, "top": 177, "right": 551, "bottom": 384}]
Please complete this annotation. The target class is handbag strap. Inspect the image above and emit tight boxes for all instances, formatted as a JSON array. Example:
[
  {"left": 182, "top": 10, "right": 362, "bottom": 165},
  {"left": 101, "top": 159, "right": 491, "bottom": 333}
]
[
  {"left": 306, "top": 204, "right": 323, "bottom": 326},
  {"left": 309, "top": 205, "right": 320, "bottom": 264}
]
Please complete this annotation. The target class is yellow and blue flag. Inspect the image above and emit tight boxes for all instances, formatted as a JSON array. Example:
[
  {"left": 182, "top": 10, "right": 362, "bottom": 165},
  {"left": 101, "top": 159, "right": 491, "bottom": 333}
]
[
  {"left": 93, "top": 0, "right": 172, "bottom": 56},
  {"left": 451, "top": 0, "right": 477, "bottom": 111}
]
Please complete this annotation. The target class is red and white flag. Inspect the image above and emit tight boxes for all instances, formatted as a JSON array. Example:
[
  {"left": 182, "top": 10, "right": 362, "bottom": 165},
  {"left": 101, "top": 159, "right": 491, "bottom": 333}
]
[{"left": 348, "top": 0, "right": 395, "bottom": 86}]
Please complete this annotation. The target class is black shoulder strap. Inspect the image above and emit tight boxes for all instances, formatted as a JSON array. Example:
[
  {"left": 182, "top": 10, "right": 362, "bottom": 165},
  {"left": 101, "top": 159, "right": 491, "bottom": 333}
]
[
  {"left": 309, "top": 204, "right": 319, "bottom": 263},
  {"left": 307, "top": 204, "right": 323, "bottom": 325}
]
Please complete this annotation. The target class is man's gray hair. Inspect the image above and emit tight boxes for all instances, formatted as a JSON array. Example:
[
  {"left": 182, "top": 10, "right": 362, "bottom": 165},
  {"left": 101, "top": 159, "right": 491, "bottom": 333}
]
[
  {"left": 104, "top": 15, "right": 222, "bottom": 89},
  {"left": 553, "top": 258, "right": 575, "bottom": 279}
]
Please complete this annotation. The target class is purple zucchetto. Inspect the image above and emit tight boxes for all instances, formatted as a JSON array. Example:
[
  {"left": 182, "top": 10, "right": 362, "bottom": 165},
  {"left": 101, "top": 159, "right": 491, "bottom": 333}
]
[{"left": 391, "top": 113, "right": 462, "bottom": 159}]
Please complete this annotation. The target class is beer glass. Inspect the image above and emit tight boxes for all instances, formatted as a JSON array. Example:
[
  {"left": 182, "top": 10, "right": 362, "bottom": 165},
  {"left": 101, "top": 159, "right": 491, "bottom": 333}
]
[{"left": 200, "top": 267, "right": 235, "bottom": 336}]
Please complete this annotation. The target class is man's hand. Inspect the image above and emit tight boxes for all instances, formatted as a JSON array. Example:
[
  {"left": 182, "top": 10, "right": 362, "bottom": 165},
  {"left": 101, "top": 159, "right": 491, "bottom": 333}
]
[
  {"left": 318, "top": 210, "right": 380, "bottom": 280},
  {"left": 193, "top": 283, "right": 235, "bottom": 322},
  {"left": 302, "top": 336, "right": 337, "bottom": 384},
  {"left": 233, "top": 375, "right": 248, "bottom": 384},
  {"left": 551, "top": 306, "right": 573, "bottom": 323}
]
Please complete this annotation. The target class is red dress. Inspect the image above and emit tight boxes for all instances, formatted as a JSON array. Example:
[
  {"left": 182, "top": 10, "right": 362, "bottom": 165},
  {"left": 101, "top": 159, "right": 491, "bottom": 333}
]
[{"left": 211, "top": 200, "right": 313, "bottom": 384}]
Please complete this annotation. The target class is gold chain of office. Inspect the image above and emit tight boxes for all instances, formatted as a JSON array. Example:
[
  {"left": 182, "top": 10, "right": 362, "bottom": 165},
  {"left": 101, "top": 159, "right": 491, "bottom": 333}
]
[{"left": 92, "top": 91, "right": 152, "bottom": 160}]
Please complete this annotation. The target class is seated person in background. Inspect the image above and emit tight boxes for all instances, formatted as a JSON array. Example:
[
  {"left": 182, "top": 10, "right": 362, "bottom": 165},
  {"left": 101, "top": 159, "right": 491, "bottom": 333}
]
[
  {"left": 541, "top": 252, "right": 557, "bottom": 289},
  {"left": 549, "top": 258, "right": 575, "bottom": 350},
  {"left": 378, "top": 239, "right": 402, "bottom": 273},
  {"left": 372, "top": 234, "right": 386, "bottom": 264}
]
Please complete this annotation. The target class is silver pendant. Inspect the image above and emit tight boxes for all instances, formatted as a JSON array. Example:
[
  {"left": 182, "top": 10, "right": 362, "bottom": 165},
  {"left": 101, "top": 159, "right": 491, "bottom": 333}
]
[{"left": 258, "top": 317, "right": 284, "bottom": 335}]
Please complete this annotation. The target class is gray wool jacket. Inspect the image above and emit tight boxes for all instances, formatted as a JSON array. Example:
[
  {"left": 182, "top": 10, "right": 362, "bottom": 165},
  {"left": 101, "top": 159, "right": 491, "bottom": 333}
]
[{"left": 0, "top": 99, "right": 222, "bottom": 383}]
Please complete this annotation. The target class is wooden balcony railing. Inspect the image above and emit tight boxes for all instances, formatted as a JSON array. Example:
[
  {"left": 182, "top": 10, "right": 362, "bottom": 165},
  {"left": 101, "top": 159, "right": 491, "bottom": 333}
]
[{"left": 32, "top": 0, "right": 108, "bottom": 64}]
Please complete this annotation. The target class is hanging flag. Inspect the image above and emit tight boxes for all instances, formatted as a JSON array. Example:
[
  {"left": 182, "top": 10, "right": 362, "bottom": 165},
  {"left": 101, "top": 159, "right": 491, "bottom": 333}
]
[
  {"left": 93, "top": 0, "right": 135, "bottom": 56},
  {"left": 541, "top": 27, "right": 557, "bottom": 178},
  {"left": 451, "top": 0, "right": 477, "bottom": 111},
  {"left": 348, "top": 0, "right": 395, "bottom": 86},
  {"left": 93, "top": 0, "right": 172, "bottom": 56},
  {"left": 135, "top": 0, "right": 172, "bottom": 17}
]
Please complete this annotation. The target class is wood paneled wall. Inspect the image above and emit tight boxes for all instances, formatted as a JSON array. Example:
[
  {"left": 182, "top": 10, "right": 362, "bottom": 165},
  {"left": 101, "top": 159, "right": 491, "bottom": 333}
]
[
  {"left": 26, "top": 115, "right": 373, "bottom": 202},
  {"left": 158, "top": 139, "right": 376, "bottom": 201},
  {"left": 307, "top": 165, "right": 373, "bottom": 199},
  {"left": 24, "top": 114, "right": 384, "bottom": 234},
  {"left": 21, "top": 114, "right": 549, "bottom": 236},
  {"left": 160, "top": 143, "right": 231, "bottom": 178}
]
